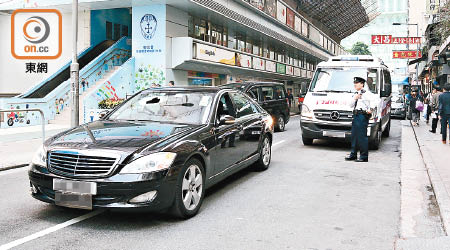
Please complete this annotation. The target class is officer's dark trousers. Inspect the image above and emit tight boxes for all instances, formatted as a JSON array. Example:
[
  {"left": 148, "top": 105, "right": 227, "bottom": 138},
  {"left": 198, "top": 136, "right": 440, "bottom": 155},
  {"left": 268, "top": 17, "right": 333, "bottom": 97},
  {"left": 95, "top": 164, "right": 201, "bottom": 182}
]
[{"left": 350, "top": 114, "right": 369, "bottom": 160}]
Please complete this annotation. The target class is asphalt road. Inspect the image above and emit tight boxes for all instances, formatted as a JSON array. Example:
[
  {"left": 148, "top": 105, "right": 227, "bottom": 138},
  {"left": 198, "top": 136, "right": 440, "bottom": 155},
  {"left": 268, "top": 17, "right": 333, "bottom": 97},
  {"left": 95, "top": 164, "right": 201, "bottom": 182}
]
[{"left": 0, "top": 116, "right": 403, "bottom": 250}]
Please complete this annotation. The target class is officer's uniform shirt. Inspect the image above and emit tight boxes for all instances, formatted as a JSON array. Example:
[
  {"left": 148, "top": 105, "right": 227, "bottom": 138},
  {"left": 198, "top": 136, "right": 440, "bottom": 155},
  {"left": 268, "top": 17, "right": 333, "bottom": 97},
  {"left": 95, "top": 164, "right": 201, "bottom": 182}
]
[{"left": 350, "top": 89, "right": 377, "bottom": 112}]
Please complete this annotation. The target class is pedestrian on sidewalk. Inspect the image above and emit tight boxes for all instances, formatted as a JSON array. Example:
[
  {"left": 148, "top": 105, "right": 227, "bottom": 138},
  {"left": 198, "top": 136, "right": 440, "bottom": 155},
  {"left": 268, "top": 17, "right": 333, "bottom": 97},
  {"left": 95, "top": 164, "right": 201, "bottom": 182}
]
[
  {"left": 81, "top": 78, "right": 86, "bottom": 92},
  {"left": 430, "top": 86, "right": 442, "bottom": 133},
  {"left": 287, "top": 90, "right": 293, "bottom": 109},
  {"left": 438, "top": 84, "right": 450, "bottom": 144},
  {"left": 409, "top": 90, "right": 423, "bottom": 126}
]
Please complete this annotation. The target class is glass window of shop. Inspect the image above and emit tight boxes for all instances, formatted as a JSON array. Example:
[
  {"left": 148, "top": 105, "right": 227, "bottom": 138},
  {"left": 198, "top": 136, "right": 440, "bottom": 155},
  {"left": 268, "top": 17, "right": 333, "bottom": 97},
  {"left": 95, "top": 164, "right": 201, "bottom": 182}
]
[
  {"left": 246, "top": 36, "right": 253, "bottom": 54},
  {"left": 192, "top": 18, "right": 209, "bottom": 41},
  {"left": 211, "top": 24, "right": 223, "bottom": 46},
  {"left": 236, "top": 32, "right": 246, "bottom": 52}
]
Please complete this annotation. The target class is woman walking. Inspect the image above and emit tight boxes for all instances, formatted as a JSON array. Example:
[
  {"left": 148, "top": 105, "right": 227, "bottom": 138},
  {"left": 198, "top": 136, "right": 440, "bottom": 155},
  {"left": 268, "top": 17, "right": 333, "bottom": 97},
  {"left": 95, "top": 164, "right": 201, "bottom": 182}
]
[{"left": 409, "top": 91, "right": 423, "bottom": 126}]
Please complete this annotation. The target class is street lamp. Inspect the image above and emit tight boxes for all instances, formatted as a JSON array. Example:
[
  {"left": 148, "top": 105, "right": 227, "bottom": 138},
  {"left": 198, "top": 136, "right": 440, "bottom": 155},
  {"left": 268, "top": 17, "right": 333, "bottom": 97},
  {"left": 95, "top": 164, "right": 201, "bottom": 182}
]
[{"left": 393, "top": 22, "right": 420, "bottom": 87}]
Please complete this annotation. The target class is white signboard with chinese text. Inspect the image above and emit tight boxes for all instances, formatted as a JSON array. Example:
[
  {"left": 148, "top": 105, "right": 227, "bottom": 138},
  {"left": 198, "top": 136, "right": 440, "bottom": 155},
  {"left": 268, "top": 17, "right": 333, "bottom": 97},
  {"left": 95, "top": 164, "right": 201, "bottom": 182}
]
[
  {"left": 294, "top": 67, "right": 301, "bottom": 76},
  {"left": 237, "top": 53, "right": 252, "bottom": 68},
  {"left": 294, "top": 15, "right": 302, "bottom": 34},
  {"left": 276, "top": 1, "right": 286, "bottom": 24},
  {"left": 253, "top": 57, "right": 265, "bottom": 70},
  {"left": 266, "top": 61, "right": 276, "bottom": 72},
  {"left": 286, "top": 65, "right": 294, "bottom": 75}
]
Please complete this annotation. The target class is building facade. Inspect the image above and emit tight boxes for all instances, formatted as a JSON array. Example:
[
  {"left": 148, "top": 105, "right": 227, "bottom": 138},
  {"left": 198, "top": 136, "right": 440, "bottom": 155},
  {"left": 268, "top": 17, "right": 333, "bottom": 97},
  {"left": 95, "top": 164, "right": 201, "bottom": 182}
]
[
  {"left": 0, "top": 0, "right": 371, "bottom": 127},
  {"left": 342, "top": 0, "right": 409, "bottom": 77}
]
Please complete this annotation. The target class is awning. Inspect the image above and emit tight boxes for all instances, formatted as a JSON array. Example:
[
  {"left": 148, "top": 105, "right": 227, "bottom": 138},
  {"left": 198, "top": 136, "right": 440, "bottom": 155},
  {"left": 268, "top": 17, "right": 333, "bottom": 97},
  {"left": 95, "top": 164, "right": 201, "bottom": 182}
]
[{"left": 392, "top": 77, "right": 409, "bottom": 85}]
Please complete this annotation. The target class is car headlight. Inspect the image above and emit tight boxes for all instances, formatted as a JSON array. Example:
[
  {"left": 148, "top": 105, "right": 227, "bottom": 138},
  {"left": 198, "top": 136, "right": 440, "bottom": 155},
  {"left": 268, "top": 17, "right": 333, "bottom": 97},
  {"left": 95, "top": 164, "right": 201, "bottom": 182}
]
[
  {"left": 263, "top": 115, "right": 274, "bottom": 129},
  {"left": 301, "top": 104, "right": 314, "bottom": 119},
  {"left": 31, "top": 145, "right": 47, "bottom": 166},
  {"left": 120, "top": 152, "right": 177, "bottom": 174}
]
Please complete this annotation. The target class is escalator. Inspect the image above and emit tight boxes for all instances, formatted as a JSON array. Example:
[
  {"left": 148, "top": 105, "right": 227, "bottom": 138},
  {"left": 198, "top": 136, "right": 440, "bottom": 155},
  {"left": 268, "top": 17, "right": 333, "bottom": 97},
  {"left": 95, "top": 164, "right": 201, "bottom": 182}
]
[{"left": 22, "top": 40, "right": 117, "bottom": 98}]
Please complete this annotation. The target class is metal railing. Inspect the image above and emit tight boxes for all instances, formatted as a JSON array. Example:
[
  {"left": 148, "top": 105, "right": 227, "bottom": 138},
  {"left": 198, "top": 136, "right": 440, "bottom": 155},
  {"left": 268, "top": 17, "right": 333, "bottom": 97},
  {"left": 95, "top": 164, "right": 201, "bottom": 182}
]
[{"left": 0, "top": 109, "right": 45, "bottom": 143}]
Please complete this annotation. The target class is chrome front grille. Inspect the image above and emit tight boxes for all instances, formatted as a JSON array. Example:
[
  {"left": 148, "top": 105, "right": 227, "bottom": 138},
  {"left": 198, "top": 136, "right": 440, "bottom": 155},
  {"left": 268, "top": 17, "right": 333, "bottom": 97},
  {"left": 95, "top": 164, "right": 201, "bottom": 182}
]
[
  {"left": 48, "top": 151, "right": 118, "bottom": 177},
  {"left": 314, "top": 110, "right": 353, "bottom": 122}
]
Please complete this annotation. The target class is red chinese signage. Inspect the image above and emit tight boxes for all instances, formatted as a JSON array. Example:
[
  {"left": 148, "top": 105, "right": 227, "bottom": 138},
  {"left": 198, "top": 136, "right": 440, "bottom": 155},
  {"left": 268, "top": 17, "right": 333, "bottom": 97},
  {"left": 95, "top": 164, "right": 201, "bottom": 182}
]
[
  {"left": 372, "top": 35, "right": 421, "bottom": 44},
  {"left": 393, "top": 50, "right": 422, "bottom": 59}
]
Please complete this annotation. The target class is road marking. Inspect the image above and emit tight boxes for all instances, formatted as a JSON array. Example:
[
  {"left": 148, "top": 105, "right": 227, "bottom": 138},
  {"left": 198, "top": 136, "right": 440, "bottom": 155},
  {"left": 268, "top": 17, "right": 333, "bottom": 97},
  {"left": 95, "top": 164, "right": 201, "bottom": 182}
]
[
  {"left": 0, "top": 167, "right": 27, "bottom": 177},
  {"left": 0, "top": 209, "right": 104, "bottom": 250},
  {"left": 272, "top": 140, "right": 286, "bottom": 148}
]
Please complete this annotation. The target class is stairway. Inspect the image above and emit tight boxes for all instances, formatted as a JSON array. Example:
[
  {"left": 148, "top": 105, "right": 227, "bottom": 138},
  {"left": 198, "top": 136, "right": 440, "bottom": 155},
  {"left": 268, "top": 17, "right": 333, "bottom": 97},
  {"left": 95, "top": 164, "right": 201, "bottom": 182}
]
[{"left": 50, "top": 66, "right": 120, "bottom": 125}]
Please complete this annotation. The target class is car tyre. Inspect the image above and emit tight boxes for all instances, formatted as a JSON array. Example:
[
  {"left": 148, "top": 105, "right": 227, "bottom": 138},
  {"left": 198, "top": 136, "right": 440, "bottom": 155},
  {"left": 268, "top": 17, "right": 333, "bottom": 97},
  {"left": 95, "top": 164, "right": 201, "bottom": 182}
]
[
  {"left": 302, "top": 136, "right": 313, "bottom": 146},
  {"left": 171, "top": 158, "right": 205, "bottom": 219},
  {"left": 275, "top": 115, "right": 285, "bottom": 132},
  {"left": 253, "top": 135, "right": 271, "bottom": 171},
  {"left": 382, "top": 119, "right": 391, "bottom": 137}
]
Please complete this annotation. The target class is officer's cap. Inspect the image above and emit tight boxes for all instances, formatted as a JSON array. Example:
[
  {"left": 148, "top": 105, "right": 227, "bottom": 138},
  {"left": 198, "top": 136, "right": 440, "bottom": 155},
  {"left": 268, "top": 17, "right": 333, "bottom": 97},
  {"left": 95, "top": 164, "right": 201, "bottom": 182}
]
[{"left": 353, "top": 77, "right": 366, "bottom": 83}]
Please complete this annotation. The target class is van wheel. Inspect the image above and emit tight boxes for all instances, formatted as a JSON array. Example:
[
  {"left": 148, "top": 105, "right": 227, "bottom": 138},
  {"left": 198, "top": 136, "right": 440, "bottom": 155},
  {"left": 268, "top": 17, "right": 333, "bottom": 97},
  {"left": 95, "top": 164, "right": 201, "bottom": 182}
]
[
  {"left": 276, "top": 116, "right": 285, "bottom": 132},
  {"left": 382, "top": 119, "right": 391, "bottom": 137},
  {"left": 302, "top": 137, "right": 313, "bottom": 146},
  {"left": 370, "top": 128, "right": 381, "bottom": 150}
]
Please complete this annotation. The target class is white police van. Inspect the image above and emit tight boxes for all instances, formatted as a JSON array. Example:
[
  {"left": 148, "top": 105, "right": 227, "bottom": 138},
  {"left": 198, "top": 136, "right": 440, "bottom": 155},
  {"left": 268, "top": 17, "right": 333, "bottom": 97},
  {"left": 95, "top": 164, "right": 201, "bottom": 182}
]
[{"left": 300, "top": 55, "right": 392, "bottom": 149}]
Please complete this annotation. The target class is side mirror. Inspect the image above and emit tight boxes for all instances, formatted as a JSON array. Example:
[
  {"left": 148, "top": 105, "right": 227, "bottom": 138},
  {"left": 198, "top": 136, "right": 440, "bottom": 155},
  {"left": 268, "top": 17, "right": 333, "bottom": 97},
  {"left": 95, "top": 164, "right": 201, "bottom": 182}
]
[{"left": 219, "top": 115, "right": 235, "bottom": 126}]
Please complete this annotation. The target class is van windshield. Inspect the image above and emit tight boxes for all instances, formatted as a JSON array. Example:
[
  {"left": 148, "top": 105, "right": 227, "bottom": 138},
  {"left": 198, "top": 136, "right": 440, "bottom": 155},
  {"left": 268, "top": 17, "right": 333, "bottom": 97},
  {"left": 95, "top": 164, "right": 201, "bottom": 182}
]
[{"left": 309, "top": 67, "right": 378, "bottom": 93}]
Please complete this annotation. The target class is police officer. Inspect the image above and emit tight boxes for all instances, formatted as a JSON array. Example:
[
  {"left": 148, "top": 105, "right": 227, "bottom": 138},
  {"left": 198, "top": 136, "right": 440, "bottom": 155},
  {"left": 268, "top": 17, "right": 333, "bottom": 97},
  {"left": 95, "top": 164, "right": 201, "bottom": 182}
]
[{"left": 345, "top": 77, "right": 376, "bottom": 162}]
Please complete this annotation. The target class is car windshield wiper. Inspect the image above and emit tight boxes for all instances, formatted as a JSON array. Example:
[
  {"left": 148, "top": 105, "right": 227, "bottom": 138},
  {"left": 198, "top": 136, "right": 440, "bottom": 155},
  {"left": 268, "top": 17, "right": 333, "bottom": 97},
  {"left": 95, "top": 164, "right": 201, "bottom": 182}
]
[{"left": 316, "top": 90, "right": 353, "bottom": 93}]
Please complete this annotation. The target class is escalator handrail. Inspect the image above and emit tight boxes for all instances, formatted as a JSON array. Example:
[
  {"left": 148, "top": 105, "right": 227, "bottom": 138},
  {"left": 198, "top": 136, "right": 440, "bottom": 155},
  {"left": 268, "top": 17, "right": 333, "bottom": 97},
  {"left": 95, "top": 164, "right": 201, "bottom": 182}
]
[
  {"left": 77, "top": 37, "right": 130, "bottom": 81},
  {"left": 80, "top": 48, "right": 131, "bottom": 81}
]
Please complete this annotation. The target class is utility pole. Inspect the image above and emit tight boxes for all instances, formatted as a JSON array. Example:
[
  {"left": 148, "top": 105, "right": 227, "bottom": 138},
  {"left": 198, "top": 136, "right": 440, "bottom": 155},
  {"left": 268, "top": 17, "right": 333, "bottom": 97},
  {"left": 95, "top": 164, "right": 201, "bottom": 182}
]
[{"left": 70, "top": 0, "right": 79, "bottom": 127}]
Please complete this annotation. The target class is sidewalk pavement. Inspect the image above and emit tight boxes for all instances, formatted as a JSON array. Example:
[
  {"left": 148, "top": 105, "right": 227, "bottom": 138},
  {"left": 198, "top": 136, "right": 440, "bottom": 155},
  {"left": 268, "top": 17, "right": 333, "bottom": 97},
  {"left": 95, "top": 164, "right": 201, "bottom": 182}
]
[
  {"left": 0, "top": 124, "right": 69, "bottom": 170},
  {"left": 397, "top": 118, "right": 450, "bottom": 250}
]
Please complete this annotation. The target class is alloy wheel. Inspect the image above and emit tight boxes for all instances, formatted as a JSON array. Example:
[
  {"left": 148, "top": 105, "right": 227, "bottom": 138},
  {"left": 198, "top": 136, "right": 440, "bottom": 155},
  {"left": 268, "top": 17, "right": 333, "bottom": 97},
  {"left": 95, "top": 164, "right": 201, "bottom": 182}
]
[
  {"left": 262, "top": 137, "right": 271, "bottom": 165},
  {"left": 181, "top": 164, "right": 203, "bottom": 211}
]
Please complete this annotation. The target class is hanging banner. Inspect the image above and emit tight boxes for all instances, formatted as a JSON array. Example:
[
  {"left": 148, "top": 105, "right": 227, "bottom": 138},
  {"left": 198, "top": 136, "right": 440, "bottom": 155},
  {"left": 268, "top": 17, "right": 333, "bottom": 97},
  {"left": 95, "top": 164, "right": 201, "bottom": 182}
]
[
  {"left": 393, "top": 50, "right": 422, "bottom": 59},
  {"left": 294, "top": 67, "right": 301, "bottom": 77},
  {"left": 286, "top": 8, "right": 295, "bottom": 29},
  {"left": 294, "top": 15, "right": 302, "bottom": 34},
  {"left": 253, "top": 57, "right": 265, "bottom": 70},
  {"left": 266, "top": 61, "right": 276, "bottom": 72},
  {"left": 236, "top": 53, "right": 252, "bottom": 68},
  {"left": 196, "top": 43, "right": 236, "bottom": 65},
  {"left": 276, "top": 63, "right": 286, "bottom": 74},
  {"left": 264, "top": 0, "right": 276, "bottom": 18},
  {"left": 286, "top": 65, "right": 294, "bottom": 75},
  {"left": 276, "top": 1, "right": 286, "bottom": 24}
]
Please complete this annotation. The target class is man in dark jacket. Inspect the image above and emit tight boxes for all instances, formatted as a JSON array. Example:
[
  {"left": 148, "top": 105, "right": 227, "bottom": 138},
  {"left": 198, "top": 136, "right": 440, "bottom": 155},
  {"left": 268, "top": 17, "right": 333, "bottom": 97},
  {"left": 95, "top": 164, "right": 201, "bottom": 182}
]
[{"left": 439, "top": 84, "right": 450, "bottom": 144}]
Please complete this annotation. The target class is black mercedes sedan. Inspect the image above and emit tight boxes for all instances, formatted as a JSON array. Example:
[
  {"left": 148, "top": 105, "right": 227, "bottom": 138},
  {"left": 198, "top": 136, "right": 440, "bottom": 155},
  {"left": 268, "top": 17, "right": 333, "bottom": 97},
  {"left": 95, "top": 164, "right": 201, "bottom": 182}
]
[{"left": 29, "top": 87, "right": 274, "bottom": 218}]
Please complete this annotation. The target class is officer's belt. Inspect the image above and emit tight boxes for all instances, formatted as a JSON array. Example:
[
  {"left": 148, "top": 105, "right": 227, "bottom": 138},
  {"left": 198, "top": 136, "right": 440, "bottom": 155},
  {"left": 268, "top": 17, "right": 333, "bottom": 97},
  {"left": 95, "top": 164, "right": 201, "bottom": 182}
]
[{"left": 353, "top": 109, "right": 369, "bottom": 115}]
